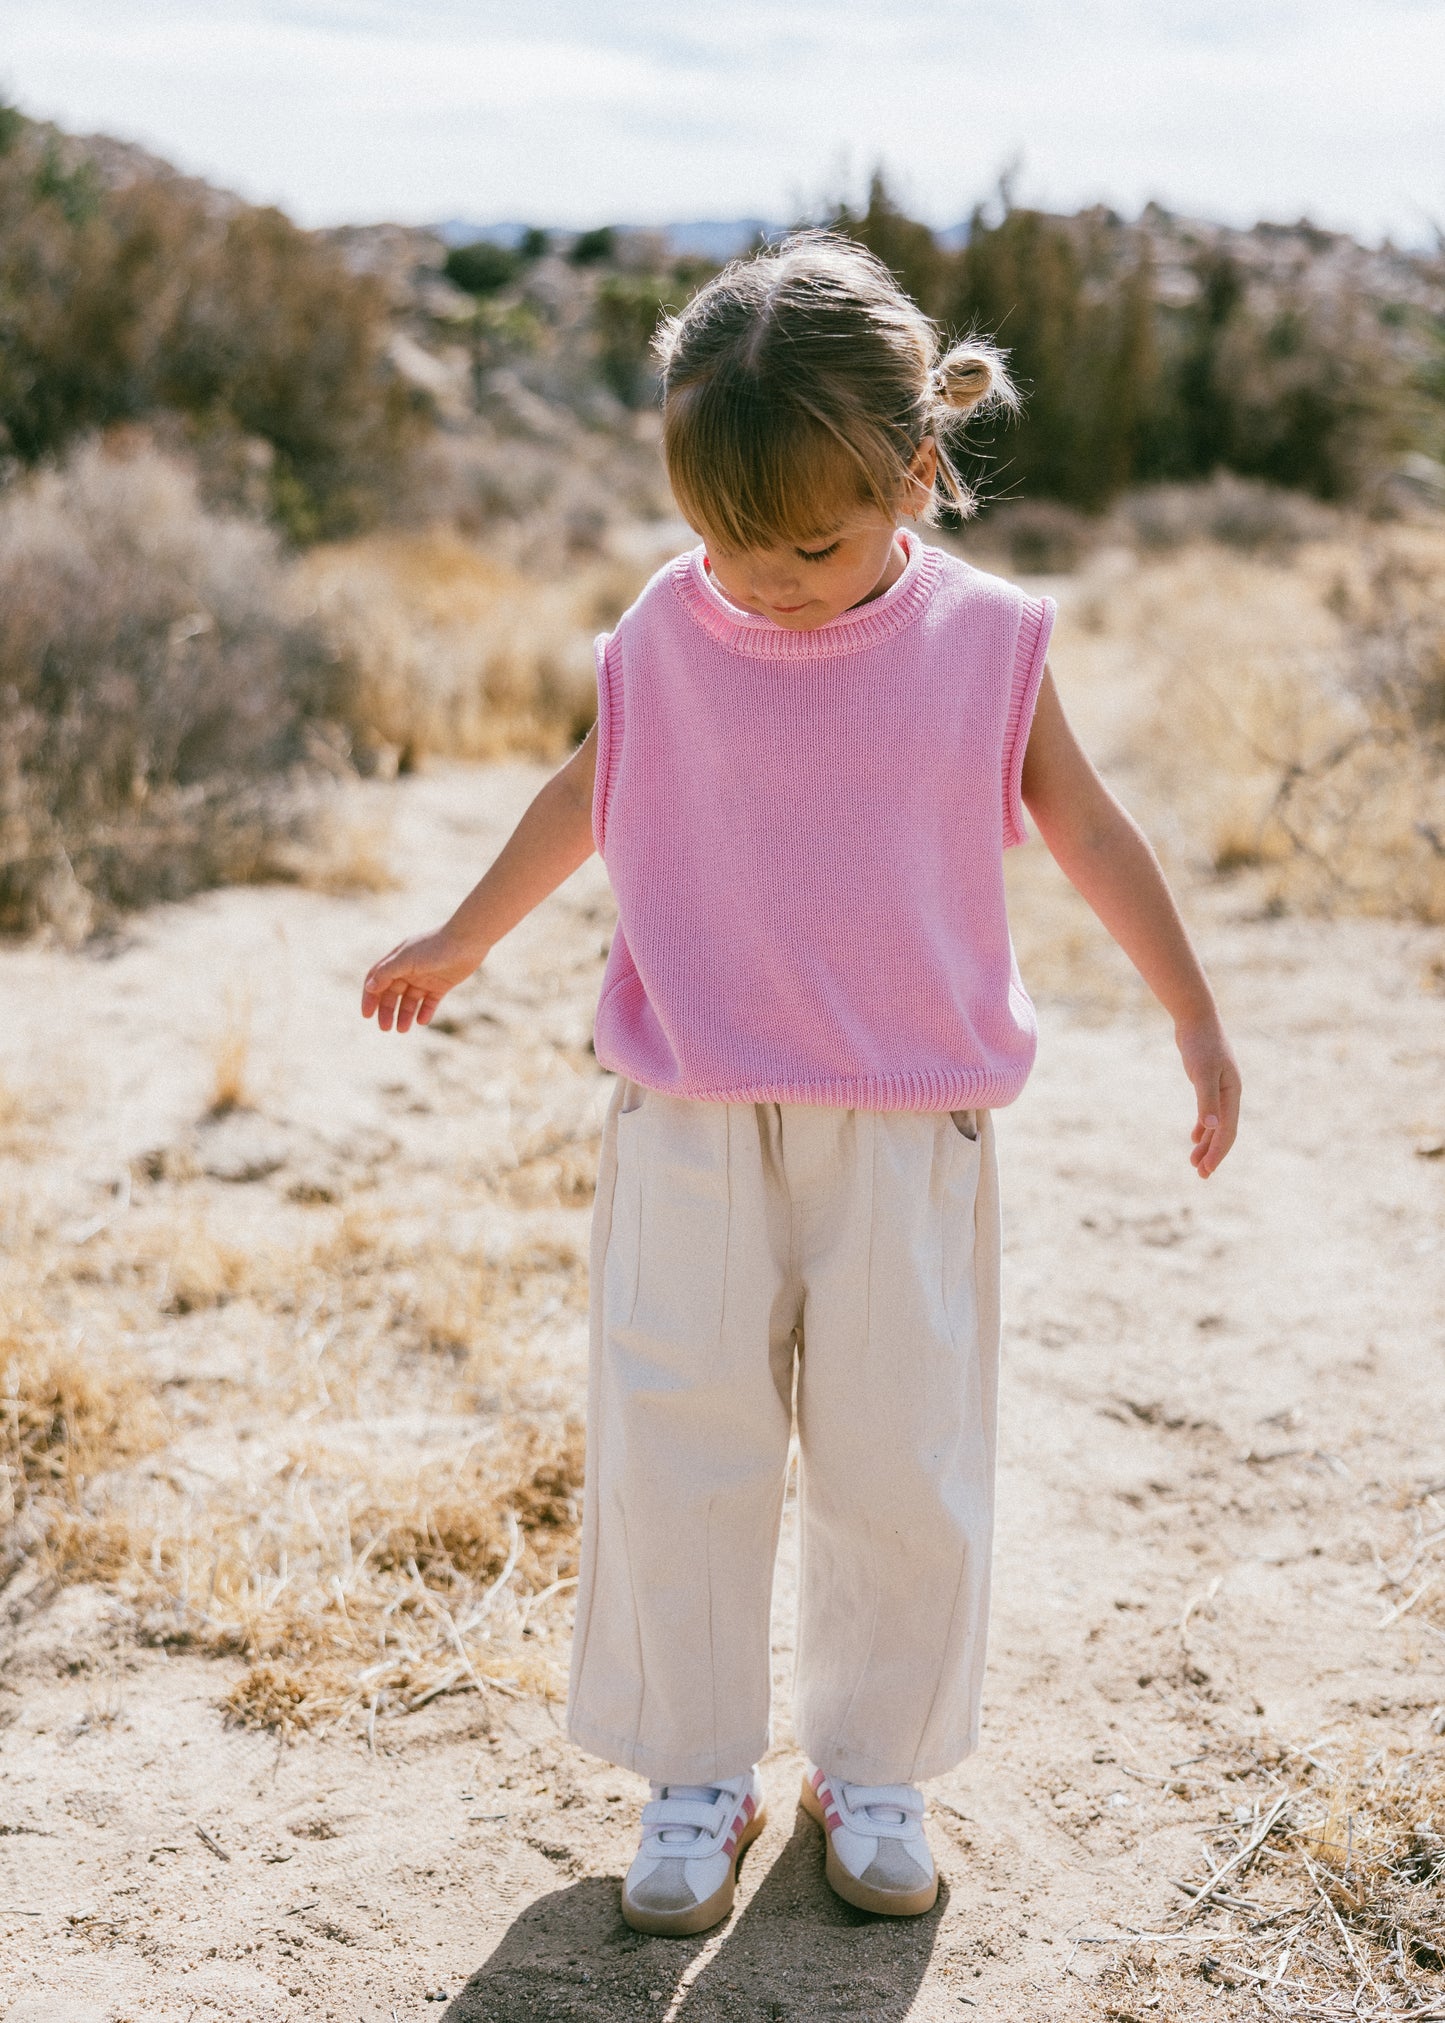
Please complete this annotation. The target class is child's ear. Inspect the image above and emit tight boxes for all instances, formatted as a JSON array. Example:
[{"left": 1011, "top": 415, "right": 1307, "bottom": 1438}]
[{"left": 904, "top": 436, "right": 938, "bottom": 514}]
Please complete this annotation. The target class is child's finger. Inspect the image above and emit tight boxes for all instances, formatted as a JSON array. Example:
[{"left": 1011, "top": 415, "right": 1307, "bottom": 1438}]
[
  {"left": 1196, "top": 1065, "right": 1222, "bottom": 1130},
  {"left": 1190, "top": 1056, "right": 1221, "bottom": 1168},
  {"left": 1201, "top": 1062, "right": 1243, "bottom": 1174},
  {"left": 361, "top": 951, "right": 401, "bottom": 1017},
  {"left": 1205, "top": 1079, "right": 1242, "bottom": 1172},
  {"left": 364, "top": 936, "right": 417, "bottom": 995}
]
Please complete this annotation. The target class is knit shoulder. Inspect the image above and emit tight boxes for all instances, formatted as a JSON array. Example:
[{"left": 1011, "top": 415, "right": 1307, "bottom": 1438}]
[
  {"left": 603, "top": 549, "right": 694, "bottom": 645},
  {"left": 926, "top": 545, "right": 1035, "bottom": 616}
]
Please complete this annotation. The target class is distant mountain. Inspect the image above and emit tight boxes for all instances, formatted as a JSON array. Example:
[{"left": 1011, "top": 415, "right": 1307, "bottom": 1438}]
[
  {"left": 435, "top": 217, "right": 783, "bottom": 260},
  {"left": 652, "top": 219, "right": 777, "bottom": 259},
  {"left": 434, "top": 219, "right": 535, "bottom": 249}
]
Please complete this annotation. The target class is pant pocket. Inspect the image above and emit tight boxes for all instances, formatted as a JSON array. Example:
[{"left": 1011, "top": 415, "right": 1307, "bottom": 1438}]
[
  {"left": 621, "top": 1094, "right": 730, "bottom": 1347},
  {"left": 941, "top": 1112, "right": 984, "bottom": 1355}
]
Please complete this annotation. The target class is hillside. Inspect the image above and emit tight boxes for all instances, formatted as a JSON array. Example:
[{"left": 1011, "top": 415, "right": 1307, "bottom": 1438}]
[
  {"left": 6, "top": 104, "right": 1444, "bottom": 543},
  {"left": 2, "top": 105, "right": 1443, "bottom": 944}
]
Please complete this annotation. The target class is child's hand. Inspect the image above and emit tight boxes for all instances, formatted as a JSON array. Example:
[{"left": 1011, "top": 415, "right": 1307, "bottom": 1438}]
[
  {"left": 361, "top": 928, "right": 481, "bottom": 1033},
  {"left": 1176, "top": 1016, "right": 1242, "bottom": 1178}
]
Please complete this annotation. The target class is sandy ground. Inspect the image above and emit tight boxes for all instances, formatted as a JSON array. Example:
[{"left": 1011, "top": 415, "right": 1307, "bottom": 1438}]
[{"left": 1, "top": 725, "right": 1443, "bottom": 2020}]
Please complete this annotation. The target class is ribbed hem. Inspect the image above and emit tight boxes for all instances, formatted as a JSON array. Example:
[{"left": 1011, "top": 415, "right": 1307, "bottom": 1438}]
[
  {"left": 672, "top": 531, "right": 943, "bottom": 659},
  {"left": 1002, "top": 593, "right": 1056, "bottom": 848},
  {"left": 590, "top": 1055, "right": 1031, "bottom": 1112},
  {"left": 591, "top": 629, "right": 622, "bottom": 856}
]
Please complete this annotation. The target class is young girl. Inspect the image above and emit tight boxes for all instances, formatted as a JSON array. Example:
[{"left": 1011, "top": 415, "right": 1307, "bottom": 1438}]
[{"left": 361, "top": 232, "right": 1241, "bottom": 1940}]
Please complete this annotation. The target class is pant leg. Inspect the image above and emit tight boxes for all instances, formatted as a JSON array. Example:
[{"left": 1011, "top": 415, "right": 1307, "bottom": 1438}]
[
  {"left": 791, "top": 1104, "right": 1002, "bottom": 1787},
  {"left": 566, "top": 1079, "right": 800, "bottom": 1783}
]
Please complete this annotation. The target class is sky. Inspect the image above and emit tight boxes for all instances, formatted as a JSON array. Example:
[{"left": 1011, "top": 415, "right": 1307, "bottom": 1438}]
[{"left": 4, "top": 0, "right": 1444, "bottom": 246}]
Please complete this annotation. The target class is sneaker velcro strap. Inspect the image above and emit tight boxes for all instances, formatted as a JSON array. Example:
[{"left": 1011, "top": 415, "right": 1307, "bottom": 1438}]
[
  {"left": 838, "top": 1783, "right": 925, "bottom": 1823},
  {"left": 640, "top": 1798, "right": 728, "bottom": 1836}
]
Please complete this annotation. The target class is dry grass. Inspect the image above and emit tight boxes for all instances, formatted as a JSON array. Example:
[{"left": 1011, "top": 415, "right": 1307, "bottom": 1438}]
[
  {"left": 1082, "top": 1489, "right": 1445, "bottom": 2017},
  {"left": 1053, "top": 517, "right": 1445, "bottom": 927},
  {"left": 285, "top": 791, "right": 400, "bottom": 896},
  {"left": 206, "top": 988, "right": 254, "bottom": 1119},
  {"left": 1373, "top": 1480, "right": 1445, "bottom": 1652},
  {"left": 0, "top": 1335, "right": 166, "bottom": 1584},
  {"left": 296, "top": 529, "right": 644, "bottom": 769},
  {"left": 1, "top": 1130, "right": 593, "bottom": 1736},
  {"left": 1079, "top": 1733, "right": 1445, "bottom": 2019},
  {"left": 1147, "top": 1743, "right": 1445, "bottom": 2018},
  {"left": 157, "top": 1216, "right": 259, "bottom": 1315},
  {"left": 44, "top": 1418, "right": 587, "bottom": 1737},
  {"left": 0, "top": 1074, "right": 47, "bottom": 1159},
  {"left": 1291, "top": 1747, "right": 1445, "bottom": 1966}
]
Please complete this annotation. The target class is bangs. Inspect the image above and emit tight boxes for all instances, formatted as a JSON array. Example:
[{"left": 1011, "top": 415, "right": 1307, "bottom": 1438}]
[{"left": 662, "top": 372, "right": 900, "bottom": 552}]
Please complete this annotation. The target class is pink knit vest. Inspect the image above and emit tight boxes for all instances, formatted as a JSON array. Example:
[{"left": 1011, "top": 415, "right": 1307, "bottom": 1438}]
[{"left": 590, "top": 529, "right": 1055, "bottom": 1110}]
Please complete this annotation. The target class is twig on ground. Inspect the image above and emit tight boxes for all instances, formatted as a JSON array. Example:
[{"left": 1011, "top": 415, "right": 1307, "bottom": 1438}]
[
  {"left": 1293, "top": 1840, "right": 1374, "bottom": 1996},
  {"left": 1181, "top": 1791, "right": 1294, "bottom": 1920},
  {"left": 194, "top": 1824, "right": 231, "bottom": 1862}
]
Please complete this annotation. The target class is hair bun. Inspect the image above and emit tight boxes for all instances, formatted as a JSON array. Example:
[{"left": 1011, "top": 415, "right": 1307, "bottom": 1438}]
[{"left": 932, "top": 340, "right": 1018, "bottom": 418}]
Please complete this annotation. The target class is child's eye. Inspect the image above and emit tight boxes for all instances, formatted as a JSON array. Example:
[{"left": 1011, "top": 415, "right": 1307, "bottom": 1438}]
[{"left": 797, "top": 542, "right": 840, "bottom": 563}]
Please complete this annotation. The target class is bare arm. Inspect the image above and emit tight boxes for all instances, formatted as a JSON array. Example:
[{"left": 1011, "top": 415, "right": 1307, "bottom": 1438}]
[
  {"left": 361, "top": 724, "right": 598, "bottom": 1033},
  {"left": 1020, "top": 667, "right": 1241, "bottom": 1176}
]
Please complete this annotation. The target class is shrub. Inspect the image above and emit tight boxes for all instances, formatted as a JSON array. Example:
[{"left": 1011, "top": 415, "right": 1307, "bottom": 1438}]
[
  {"left": 0, "top": 111, "right": 419, "bottom": 537},
  {"left": 1120, "top": 474, "right": 1336, "bottom": 555},
  {"left": 593, "top": 272, "right": 676, "bottom": 406},
  {"left": 968, "top": 498, "right": 1095, "bottom": 573},
  {"left": 570, "top": 225, "right": 616, "bottom": 266},
  {"left": 445, "top": 240, "right": 521, "bottom": 296},
  {"left": 0, "top": 438, "right": 342, "bottom": 936},
  {"left": 830, "top": 172, "right": 1430, "bottom": 514}
]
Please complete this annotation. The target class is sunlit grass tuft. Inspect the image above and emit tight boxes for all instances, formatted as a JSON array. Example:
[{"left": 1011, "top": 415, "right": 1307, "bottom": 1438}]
[{"left": 206, "top": 988, "right": 254, "bottom": 1119}]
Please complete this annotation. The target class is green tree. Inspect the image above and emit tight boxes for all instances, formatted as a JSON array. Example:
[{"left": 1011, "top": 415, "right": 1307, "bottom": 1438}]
[
  {"left": 0, "top": 116, "right": 418, "bottom": 535},
  {"left": 831, "top": 171, "right": 950, "bottom": 317},
  {"left": 444, "top": 240, "right": 520, "bottom": 295},
  {"left": 944, "top": 204, "right": 1159, "bottom": 509}
]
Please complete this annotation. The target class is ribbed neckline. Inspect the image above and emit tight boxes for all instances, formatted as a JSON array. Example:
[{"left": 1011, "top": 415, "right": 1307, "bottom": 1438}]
[{"left": 672, "top": 527, "right": 941, "bottom": 659}]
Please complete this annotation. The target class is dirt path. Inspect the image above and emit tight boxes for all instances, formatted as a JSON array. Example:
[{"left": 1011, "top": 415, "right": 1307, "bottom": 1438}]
[{"left": 1, "top": 754, "right": 1442, "bottom": 2022}]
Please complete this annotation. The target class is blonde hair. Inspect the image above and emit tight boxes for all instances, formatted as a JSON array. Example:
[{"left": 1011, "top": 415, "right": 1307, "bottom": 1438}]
[{"left": 653, "top": 228, "right": 1018, "bottom": 551}]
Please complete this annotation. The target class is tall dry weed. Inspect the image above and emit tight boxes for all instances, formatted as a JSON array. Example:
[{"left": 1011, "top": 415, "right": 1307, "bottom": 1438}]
[
  {"left": 296, "top": 530, "right": 642, "bottom": 766},
  {"left": 206, "top": 988, "right": 254, "bottom": 1118},
  {"left": 1110, "top": 525, "right": 1445, "bottom": 922}
]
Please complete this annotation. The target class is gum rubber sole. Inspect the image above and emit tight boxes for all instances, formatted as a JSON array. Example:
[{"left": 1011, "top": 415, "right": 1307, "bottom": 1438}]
[
  {"left": 800, "top": 1776, "right": 940, "bottom": 1918},
  {"left": 620, "top": 1802, "right": 768, "bottom": 1937}
]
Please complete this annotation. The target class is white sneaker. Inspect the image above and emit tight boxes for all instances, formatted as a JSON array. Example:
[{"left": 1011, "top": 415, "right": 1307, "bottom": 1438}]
[
  {"left": 801, "top": 1762, "right": 938, "bottom": 1916},
  {"left": 620, "top": 1767, "right": 767, "bottom": 1936}
]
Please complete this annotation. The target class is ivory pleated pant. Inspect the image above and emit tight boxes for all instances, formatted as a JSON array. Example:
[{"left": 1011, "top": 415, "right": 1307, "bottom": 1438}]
[{"left": 566, "top": 1074, "right": 1002, "bottom": 1788}]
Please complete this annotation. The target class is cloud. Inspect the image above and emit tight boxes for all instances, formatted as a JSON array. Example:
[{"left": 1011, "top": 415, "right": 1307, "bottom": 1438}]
[{"left": 4, "top": 0, "right": 1441, "bottom": 241}]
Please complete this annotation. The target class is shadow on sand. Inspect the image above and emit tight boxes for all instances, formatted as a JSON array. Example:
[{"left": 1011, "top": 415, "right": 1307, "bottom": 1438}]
[{"left": 445, "top": 1801, "right": 945, "bottom": 2022}]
